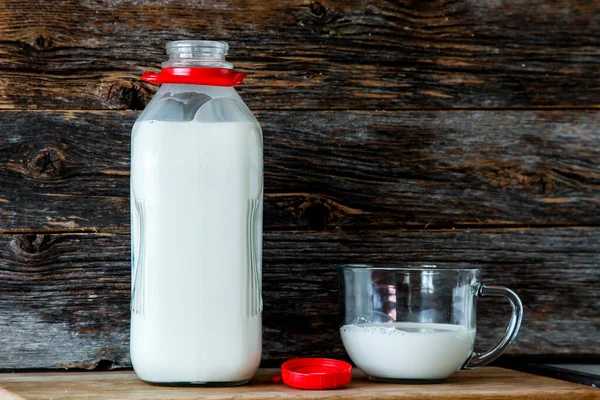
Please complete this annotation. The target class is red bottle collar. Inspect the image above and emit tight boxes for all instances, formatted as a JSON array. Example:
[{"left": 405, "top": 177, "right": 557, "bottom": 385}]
[{"left": 141, "top": 67, "right": 246, "bottom": 86}]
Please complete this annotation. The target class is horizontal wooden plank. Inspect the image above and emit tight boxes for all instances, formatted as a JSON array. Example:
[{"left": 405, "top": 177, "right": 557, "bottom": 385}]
[
  {"left": 1, "top": 110, "right": 599, "bottom": 231},
  {"left": 0, "top": 228, "right": 598, "bottom": 369},
  {"left": 1, "top": 368, "right": 598, "bottom": 400},
  {"left": 1, "top": 0, "right": 599, "bottom": 110}
]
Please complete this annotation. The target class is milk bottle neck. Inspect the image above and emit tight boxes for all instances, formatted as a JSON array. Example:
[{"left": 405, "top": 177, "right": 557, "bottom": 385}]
[
  {"left": 162, "top": 40, "right": 233, "bottom": 69},
  {"left": 141, "top": 40, "right": 245, "bottom": 86}
]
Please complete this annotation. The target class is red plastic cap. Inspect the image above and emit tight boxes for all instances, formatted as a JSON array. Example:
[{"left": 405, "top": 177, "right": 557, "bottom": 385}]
[
  {"left": 281, "top": 358, "right": 352, "bottom": 390},
  {"left": 141, "top": 67, "right": 246, "bottom": 86}
]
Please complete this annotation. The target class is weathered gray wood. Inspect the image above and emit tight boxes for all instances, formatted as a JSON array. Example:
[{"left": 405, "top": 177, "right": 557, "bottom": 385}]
[
  {"left": 0, "top": 228, "right": 598, "bottom": 369},
  {"left": 1, "top": 110, "right": 599, "bottom": 231},
  {"left": 1, "top": 0, "right": 599, "bottom": 110}
]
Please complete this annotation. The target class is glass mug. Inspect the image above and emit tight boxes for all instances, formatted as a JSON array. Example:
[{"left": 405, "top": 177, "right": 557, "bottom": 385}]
[{"left": 336, "top": 265, "right": 523, "bottom": 382}]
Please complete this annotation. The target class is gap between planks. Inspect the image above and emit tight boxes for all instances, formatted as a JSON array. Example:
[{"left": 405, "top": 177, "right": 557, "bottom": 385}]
[
  {"left": 2, "top": 223, "right": 600, "bottom": 235},
  {"left": 1, "top": 107, "right": 600, "bottom": 113}
]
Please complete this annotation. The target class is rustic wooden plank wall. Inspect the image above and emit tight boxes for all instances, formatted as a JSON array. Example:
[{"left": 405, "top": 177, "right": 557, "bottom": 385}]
[{"left": 0, "top": 0, "right": 599, "bottom": 369}]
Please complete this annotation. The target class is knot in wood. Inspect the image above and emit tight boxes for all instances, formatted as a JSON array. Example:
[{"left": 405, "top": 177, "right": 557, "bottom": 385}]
[
  {"left": 104, "top": 81, "right": 152, "bottom": 110},
  {"left": 309, "top": 1, "right": 328, "bottom": 18},
  {"left": 14, "top": 234, "right": 52, "bottom": 255},
  {"left": 306, "top": 2, "right": 344, "bottom": 25},
  {"left": 302, "top": 198, "right": 330, "bottom": 230},
  {"left": 28, "top": 148, "right": 67, "bottom": 180},
  {"left": 33, "top": 33, "right": 53, "bottom": 50}
]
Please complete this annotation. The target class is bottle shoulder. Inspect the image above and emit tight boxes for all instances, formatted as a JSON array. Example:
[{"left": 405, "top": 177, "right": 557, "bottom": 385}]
[{"left": 136, "top": 84, "right": 258, "bottom": 124}]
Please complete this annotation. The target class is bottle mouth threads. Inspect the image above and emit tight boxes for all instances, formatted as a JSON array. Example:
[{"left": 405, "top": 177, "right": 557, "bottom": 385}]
[{"left": 163, "top": 40, "right": 233, "bottom": 69}]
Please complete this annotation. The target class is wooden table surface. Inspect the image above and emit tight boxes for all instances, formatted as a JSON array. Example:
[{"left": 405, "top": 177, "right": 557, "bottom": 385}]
[{"left": 0, "top": 368, "right": 597, "bottom": 400}]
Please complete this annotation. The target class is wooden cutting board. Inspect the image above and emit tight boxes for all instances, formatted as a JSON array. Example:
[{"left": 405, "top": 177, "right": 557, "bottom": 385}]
[{"left": 0, "top": 367, "right": 597, "bottom": 400}]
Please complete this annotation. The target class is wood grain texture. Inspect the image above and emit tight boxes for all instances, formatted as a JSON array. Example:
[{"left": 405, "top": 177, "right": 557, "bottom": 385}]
[
  {"left": 1, "top": 110, "right": 599, "bottom": 231},
  {"left": 1, "top": 0, "right": 599, "bottom": 110},
  {"left": 0, "top": 228, "right": 598, "bottom": 369},
  {"left": 1, "top": 368, "right": 599, "bottom": 400}
]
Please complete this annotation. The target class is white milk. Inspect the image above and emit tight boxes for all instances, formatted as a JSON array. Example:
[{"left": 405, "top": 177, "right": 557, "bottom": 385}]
[
  {"left": 341, "top": 322, "right": 475, "bottom": 380},
  {"left": 130, "top": 120, "right": 263, "bottom": 384}
]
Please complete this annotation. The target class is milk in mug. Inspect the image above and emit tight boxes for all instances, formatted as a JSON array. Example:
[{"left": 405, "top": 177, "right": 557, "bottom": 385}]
[{"left": 341, "top": 322, "right": 475, "bottom": 380}]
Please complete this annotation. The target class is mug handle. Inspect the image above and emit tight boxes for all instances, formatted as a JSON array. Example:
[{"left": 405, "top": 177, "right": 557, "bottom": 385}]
[{"left": 462, "top": 284, "right": 524, "bottom": 369}]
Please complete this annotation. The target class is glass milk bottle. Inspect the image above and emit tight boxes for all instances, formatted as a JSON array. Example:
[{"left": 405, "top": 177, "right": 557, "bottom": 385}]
[{"left": 130, "top": 40, "right": 263, "bottom": 385}]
